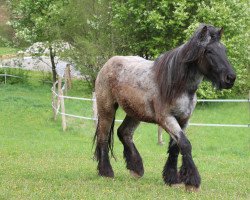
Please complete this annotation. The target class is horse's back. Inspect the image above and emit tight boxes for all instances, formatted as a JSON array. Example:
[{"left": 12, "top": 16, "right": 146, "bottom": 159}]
[
  {"left": 101, "top": 56, "right": 153, "bottom": 71},
  {"left": 95, "top": 56, "right": 157, "bottom": 121},
  {"left": 96, "top": 56, "right": 154, "bottom": 88}
]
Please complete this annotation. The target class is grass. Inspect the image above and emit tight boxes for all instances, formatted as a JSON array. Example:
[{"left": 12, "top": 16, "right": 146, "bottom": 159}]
[
  {"left": 0, "top": 78, "right": 249, "bottom": 199},
  {"left": 0, "top": 47, "right": 18, "bottom": 56}
]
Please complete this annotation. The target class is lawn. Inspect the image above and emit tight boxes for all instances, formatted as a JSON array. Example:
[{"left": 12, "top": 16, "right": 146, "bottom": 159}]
[
  {"left": 0, "top": 79, "right": 249, "bottom": 199},
  {"left": 0, "top": 47, "right": 18, "bottom": 56}
]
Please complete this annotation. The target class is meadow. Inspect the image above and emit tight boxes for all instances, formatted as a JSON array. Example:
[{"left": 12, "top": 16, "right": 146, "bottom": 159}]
[
  {"left": 0, "top": 76, "right": 249, "bottom": 199},
  {"left": 0, "top": 47, "right": 18, "bottom": 56}
]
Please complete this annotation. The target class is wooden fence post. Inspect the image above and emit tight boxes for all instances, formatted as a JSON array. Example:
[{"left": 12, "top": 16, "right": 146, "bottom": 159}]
[
  {"left": 4, "top": 69, "right": 6, "bottom": 84},
  {"left": 58, "top": 77, "right": 67, "bottom": 131},
  {"left": 63, "top": 64, "right": 72, "bottom": 95},
  {"left": 55, "top": 80, "right": 61, "bottom": 121},
  {"left": 66, "top": 64, "right": 72, "bottom": 90},
  {"left": 92, "top": 91, "right": 98, "bottom": 128},
  {"left": 157, "top": 126, "right": 164, "bottom": 145},
  {"left": 52, "top": 82, "right": 57, "bottom": 120}
]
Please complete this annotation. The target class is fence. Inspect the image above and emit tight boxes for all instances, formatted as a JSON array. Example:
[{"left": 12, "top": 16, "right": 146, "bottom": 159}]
[
  {"left": 0, "top": 72, "right": 22, "bottom": 84},
  {"left": 2, "top": 69, "right": 248, "bottom": 144},
  {"left": 0, "top": 68, "right": 53, "bottom": 84},
  {"left": 52, "top": 79, "right": 250, "bottom": 145}
]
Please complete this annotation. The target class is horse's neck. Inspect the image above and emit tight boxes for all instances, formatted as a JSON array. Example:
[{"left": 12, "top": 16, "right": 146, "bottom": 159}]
[{"left": 185, "top": 63, "right": 204, "bottom": 95}]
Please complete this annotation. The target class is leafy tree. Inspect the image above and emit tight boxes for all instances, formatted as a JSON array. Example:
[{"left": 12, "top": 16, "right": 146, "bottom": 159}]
[
  {"left": 9, "top": 0, "right": 69, "bottom": 83},
  {"left": 0, "top": 0, "right": 15, "bottom": 47},
  {"left": 185, "top": 0, "right": 250, "bottom": 98},
  {"left": 60, "top": 0, "right": 116, "bottom": 88},
  {"left": 112, "top": 0, "right": 200, "bottom": 59},
  {"left": 112, "top": 0, "right": 249, "bottom": 98}
]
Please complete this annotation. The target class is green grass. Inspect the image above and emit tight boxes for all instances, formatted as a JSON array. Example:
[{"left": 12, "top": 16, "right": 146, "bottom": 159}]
[
  {"left": 0, "top": 47, "right": 18, "bottom": 55},
  {"left": 0, "top": 80, "right": 249, "bottom": 199}
]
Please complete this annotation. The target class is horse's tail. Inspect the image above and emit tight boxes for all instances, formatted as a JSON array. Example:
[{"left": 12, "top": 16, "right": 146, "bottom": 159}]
[{"left": 93, "top": 116, "right": 116, "bottom": 161}]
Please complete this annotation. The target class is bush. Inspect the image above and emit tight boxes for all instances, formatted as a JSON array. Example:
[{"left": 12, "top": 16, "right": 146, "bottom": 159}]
[
  {"left": 0, "top": 68, "right": 29, "bottom": 84},
  {"left": 185, "top": 0, "right": 249, "bottom": 98},
  {"left": 113, "top": 0, "right": 249, "bottom": 98}
]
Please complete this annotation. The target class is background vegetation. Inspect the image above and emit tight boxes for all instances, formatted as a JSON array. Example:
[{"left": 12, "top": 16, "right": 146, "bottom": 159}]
[{"left": 1, "top": 0, "right": 249, "bottom": 97}]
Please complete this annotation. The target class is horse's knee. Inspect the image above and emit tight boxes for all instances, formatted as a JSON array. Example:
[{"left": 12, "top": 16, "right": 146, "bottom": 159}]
[
  {"left": 117, "top": 126, "right": 132, "bottom": 144},
  {"left": 178, "top": 131, "right": 192, "bottom": 155}
]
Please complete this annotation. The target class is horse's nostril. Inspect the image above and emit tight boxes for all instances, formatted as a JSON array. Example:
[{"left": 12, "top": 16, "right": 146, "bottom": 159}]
[{"left": 225, "top": 74, "right": 236, "bottom": 83}]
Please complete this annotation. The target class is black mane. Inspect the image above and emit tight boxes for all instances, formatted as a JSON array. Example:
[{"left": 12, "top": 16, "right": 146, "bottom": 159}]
[{"left": 153, "top": 24, "right": 218, "bottom": 104}]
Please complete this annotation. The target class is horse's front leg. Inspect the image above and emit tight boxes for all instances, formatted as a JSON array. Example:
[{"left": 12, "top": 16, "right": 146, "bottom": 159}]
[
  {"left": 161, "top": 116, "right": 201, "bottom": 191},
  {"left": 162, "top": 137, "right": 181, "bottom": 186}
]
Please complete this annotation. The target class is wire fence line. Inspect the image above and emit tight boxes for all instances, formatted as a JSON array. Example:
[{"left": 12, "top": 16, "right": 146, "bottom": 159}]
[
  {"left": 0, "top": 73, "right": 53, "bottom": 84},
  {"left": 51, "top": 80, "right": 250, "bottom": 129},
  {"left": 1, "top": 73, "right": 248, "bottom": 128}
]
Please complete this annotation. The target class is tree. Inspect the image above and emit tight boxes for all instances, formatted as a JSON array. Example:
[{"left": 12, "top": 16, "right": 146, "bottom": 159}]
[
  {"left": 112, "top": 0, "right": 249, "bottom": 98},
  {"left": 9, "top": 0, "right": 69, "bottom": 83},
  {"left": 112, "top": 0, "right": 200, "bottom": 59},
  {"left": 184, "top": 0, "right": 250, "bottom": 98},
  {"left": 60, "top": 0, "right": 117, "bottom": 88}
]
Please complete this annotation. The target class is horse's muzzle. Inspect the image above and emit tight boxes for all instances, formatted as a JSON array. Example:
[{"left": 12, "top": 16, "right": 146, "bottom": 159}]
[{"left": 222, "top": 73, "right": 236, "bottom": 89}]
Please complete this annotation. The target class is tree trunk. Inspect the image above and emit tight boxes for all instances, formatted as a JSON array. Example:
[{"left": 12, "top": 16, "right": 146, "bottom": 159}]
[{"left": 49, "top": 45, "right": 57, "bottom": 83}]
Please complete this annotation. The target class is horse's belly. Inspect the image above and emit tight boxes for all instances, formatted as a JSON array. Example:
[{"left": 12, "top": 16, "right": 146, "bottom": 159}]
[{"left": 114, "top": 85, "right": 155, "bottom": 122}]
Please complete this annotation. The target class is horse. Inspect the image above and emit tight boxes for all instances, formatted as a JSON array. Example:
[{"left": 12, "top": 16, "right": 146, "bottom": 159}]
[{"left": 93, "top": 24, "right": 236, "bottom": 191}]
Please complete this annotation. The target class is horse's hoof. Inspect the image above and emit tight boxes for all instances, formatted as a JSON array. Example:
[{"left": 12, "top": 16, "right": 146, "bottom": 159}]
[
  {"left": 99, "top": 174, "right": 114, "bottom": 179},
  {"left": 130, "top": 170, "right": 142, "bottom": 178},
  {"left": 98, "top": 169, "right": 114, "bottom": 178},
  {"left": 171, "top": 183, "right": 183, "bottom": 188},
  {"left": 157, "top": 142, "right": 165, "bottom": 146},
  {"left": 185, "top": 185, "right": 200, "bottom": 192}
]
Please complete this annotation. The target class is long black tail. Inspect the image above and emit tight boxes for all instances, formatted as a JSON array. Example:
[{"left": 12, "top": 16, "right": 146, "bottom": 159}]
[{"left": 93, "top": 115, "right": 116, "bottom": 161}]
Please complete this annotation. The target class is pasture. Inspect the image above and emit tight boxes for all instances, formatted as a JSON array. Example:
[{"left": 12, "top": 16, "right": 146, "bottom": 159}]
[
  {"left": 0, "top": 47, "right": 18, "bottom": 56},
  {"left": 0, "top": 79, "right": 249, "bottom": 199}
]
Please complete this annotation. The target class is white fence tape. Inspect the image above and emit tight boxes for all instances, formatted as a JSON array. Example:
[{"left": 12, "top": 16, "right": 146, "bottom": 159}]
[
  {"left": 51, "top": 85, "right": 249, "bottom": 128},
  {"left": 0, "top": 74, "right": 22, "bottom": 78},
  {"left": 197, "top": 99, "right": 249, "bottom": 103},
  {"left": 189, "top": 123, "right": 249, "bottom": 128}
]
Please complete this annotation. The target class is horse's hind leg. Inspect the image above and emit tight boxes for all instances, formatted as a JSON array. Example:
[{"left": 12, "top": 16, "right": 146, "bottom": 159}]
[
  {"left": 117, "top": 115, "right": 144, "bottom": 177},
  {"left": 94, "top": 105, "right": 117, "bottom": 178}
]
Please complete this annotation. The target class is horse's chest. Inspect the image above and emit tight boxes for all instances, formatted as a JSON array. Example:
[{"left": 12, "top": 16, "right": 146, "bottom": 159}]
[{"left": 171, "top": 94, "right": 196, "bottom": 119}]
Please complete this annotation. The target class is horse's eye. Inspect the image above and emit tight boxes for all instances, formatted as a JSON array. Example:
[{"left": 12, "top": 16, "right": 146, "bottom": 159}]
[{"left": 206, "top": 49, "right": 213, "bottom": 54}]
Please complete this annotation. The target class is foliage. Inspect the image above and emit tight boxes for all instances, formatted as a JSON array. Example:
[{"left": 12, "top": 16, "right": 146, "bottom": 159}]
[
  {"left": 6, "top": 0, "right": 249, "bottom": 96},
  {"left": 184, "top": 0, "right": 250, "bottom": 98},
  {"left": 0, "top": 0, "right": 15, "bottom": 47},
  {"left": 0, "top": 67, "right": 28, "bottom": 84},
  {"left": 112, "top": 0, "right": 249, "bottom": 98},
  {"left": 60, "top": 0, "right": 116, "bottom": 88},
  {"left": 112, "top": 0, "right": 199, "bottom": 58},
  {"left": 0, "top": 47, "right": 18, "bottom": 55},
  {"left": 8, "top": 0, "right": 69, "bottom": 82}
]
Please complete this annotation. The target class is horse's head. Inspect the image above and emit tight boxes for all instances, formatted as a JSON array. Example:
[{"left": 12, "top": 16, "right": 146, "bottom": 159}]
[{"left": 196, "top": 25, "right": 236, "bottom": 89}]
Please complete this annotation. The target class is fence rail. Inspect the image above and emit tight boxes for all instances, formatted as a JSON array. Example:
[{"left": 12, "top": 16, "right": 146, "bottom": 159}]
[{"left": 51, "top": 80, "right": 250, "bottom": 131}]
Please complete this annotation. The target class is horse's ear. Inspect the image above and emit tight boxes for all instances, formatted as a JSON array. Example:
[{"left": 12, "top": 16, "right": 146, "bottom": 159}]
[
  {"left": 198, "top": 25, "right": 209, "bottom": 45},
  {"left": 218, "top": 27, "right": 224, "bottom": 39}
]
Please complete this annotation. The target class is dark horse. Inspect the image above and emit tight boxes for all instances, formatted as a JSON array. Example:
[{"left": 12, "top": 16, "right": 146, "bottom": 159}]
[{"left": 93, "top": 24, "right": 236, "bottom": 191}]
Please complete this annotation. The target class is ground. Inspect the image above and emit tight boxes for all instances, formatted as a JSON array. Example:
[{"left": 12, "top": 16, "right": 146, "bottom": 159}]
[{"left": 0, "top": 77, "right": 249, "bottom": 199}]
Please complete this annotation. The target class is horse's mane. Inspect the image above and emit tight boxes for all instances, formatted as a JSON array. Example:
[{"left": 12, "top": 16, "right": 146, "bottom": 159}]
[{"left": 153, "top": 25, "right": 215, "bottom": 104}]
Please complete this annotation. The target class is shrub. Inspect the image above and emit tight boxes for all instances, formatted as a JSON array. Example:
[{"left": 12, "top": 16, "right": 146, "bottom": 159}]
[{"left": 0, "top": 68, "right": 29, "bottom": 84}]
